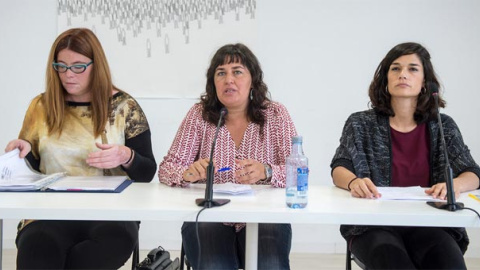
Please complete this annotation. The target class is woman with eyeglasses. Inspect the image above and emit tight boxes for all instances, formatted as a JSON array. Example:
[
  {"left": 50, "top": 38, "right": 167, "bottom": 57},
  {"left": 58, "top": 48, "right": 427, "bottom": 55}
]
[{"left": 5, "top": 28, "right": 156, "bottom": 269}]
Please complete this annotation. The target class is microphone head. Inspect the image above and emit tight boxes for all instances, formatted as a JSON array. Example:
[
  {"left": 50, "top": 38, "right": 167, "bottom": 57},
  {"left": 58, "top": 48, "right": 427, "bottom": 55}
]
[
  {"left": 427, "top": 82, "right": 439, "bottom": 95},
  {"left": 220, "top": 107, "right": 228, "bottom": 116}
]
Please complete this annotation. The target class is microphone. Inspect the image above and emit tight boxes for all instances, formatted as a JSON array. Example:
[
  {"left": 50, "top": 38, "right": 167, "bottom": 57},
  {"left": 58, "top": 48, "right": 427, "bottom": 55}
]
[
  {"left": 426, "top": 83, "right": 464, "bottom": 211},
  {"left": 196, "top": 108, "right": 231, "bottom": 208}
]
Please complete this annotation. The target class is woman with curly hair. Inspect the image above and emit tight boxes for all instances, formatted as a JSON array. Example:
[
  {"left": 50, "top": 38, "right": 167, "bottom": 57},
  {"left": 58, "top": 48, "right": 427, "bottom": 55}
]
[{"left": 159, "top": 43, "right": 296, "bottom": 269}]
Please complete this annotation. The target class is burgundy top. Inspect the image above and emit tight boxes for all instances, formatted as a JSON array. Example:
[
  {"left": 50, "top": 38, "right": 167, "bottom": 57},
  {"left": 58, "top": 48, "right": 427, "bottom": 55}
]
[{"left": 391, "top": 123, "right": 430, "bottom": 187}]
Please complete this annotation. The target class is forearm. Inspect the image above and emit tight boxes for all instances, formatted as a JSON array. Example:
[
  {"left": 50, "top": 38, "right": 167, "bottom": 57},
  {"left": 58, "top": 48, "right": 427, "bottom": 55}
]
[
  {"left": 454, "top": 171, "right": 480, "bottom": 193},
  {"left": 332, "top": 166, "right": 357, "bottom": 190},
  {"left": 123, "top": 130, "right": 157, "bottom": 182},
  {"left": 158, "top": 159, "right": 190, "bottom": 187}
]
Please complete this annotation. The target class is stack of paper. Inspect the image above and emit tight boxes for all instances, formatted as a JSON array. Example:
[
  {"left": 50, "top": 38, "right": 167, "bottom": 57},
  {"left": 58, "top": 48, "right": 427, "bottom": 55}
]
[
  {"left": 0, "top": 149, "right": 131, "bottom": 193},
  {"left": 377, "top": 186, "right": 443, "bottom": 201},
  {"left": 213, "top": 183, "right": 253, "bottom": 195}
]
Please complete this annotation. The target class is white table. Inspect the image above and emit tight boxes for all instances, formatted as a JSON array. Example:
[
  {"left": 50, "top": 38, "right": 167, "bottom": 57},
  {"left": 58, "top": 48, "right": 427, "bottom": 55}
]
[{"left": 1, "top": 183, "right": 480, "bottom": 269}]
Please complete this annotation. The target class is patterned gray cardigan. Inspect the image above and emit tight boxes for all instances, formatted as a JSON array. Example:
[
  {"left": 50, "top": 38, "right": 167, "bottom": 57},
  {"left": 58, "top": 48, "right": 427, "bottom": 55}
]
[{"left": 331, "top": 109, "right": 480, "bottom": 252}]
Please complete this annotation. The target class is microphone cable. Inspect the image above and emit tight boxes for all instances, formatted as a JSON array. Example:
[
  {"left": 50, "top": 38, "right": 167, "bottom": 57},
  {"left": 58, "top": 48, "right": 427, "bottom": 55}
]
[
  {"left": 195, "top": 205, "right": 208, "bottom": 270},
  {"left": 460, "top": 206, "right": 480, "bottom": 220}
]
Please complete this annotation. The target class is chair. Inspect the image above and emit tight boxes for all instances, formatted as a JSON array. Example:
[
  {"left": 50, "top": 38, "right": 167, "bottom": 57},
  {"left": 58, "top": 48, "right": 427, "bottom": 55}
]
[{"left": 346, "top": 245, "right": 366, "bottom": 270}]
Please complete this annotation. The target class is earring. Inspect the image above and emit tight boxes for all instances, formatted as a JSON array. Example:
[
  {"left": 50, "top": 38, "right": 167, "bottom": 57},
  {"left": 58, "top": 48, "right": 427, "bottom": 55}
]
[
  {"left": 385, "top": 85, "right": 389, "bottom": 94},
  {"left": 249, "top": 88, "right": 253, "bottom": 100},
  {"left": 421, "top": 87, "right": 426, "bottom": 94}
]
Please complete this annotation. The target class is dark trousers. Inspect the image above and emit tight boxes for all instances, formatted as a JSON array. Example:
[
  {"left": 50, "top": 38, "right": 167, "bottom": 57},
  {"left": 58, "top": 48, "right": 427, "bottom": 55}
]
[
  {"left": 181, "top": 222, "right": 292, "bottom": 270},
  {"left": 16, "top": 220, "right": 139, "bottom": 270},
  {"left": 350, "top": 226, "right": 467, "bottom": 270}
]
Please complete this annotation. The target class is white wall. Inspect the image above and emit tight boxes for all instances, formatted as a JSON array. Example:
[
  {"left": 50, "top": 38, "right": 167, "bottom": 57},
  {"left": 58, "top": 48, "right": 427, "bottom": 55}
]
[{"left": 1, "top": 0, "right": 479, "bottom": 257}]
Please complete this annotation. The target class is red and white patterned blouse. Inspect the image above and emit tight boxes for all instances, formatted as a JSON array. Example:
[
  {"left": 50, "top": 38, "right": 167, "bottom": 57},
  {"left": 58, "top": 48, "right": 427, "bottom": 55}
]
[{"left": 158, "top": 101, "right": 297, "bottom": 188}]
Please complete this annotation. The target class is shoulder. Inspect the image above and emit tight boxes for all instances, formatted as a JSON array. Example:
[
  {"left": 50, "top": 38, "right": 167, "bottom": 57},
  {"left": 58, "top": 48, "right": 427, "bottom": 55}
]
[
  {"left": 186, "top": 103, "right": 204, "bottom": 120},
  {"left": 263, "top": 101, "right": 291, "bottom": 118},
  {"left": 439, "top": 113, "right": 455, "bottom": 124},
  {"left": 32, "top": 94, "right": 44, "bottom": 103},
  {"left": 346, "top": 109, "right": 380, "bottom": 124},
  {"left": 25, "top": 94, "right": 46, "bottom": 113},
  {"left": 112, "top": 91, "right": 142, "bottom": 110},
  {"left": 178, "top": 103, "right": 207, "bottom": 128},
  {"left": 429, "top": 113, "right": 458, "bottom": 130},
  {"left": 433, "top": 113, "right": 461, "bottom": 133},
  {"left": 343, "top": 109, "right": 388, "bottom": 134}
]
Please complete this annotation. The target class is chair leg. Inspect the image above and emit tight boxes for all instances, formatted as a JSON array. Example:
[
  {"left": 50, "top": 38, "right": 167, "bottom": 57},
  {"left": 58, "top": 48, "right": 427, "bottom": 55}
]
[
  {"left": 131, "top": 240, "right": 139, "bottom": 270},
  {"left": 180, "top": 242, "right": 192, "bottom": 270},
  {"left": 346, "top": 245, "right": 352, "bottom": 270},
  {"left": 180, "top": 242, "right": 185, "bottom": 270}
]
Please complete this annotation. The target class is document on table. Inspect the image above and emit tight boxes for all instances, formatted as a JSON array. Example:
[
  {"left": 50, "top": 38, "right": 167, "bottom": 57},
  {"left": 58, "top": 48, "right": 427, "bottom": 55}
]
[
  {"left": 213, "top": 183, "right": 253, "bottom": 195},
  {"left": 46, "top": 176, "right": 130, "bottom": 192},
  {"left": 377, "top": 186, "right": 443, "bottom": 201},
  {"left": 0, "top": 149, "right": 65, "bottom": 191},
  {"left": 0, "top": 149, "right": 131, "bottom": 192}
]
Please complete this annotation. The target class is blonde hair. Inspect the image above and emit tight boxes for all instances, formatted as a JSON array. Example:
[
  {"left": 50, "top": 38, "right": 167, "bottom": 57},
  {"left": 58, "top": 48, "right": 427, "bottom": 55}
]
[{"left": 44, "top": 28, "right": 117, "bottom": 137}]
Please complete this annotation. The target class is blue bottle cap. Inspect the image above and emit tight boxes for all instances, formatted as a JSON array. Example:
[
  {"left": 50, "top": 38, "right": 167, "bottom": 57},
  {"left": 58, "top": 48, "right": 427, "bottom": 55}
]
[{"left": 292, "top": 136, "right": 303, "bottom": 143}]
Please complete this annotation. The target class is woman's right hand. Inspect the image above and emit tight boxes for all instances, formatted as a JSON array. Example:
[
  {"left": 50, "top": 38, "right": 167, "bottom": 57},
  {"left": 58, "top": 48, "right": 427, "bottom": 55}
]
[
  {"left": 349, "top": 177, "right": 381, "bottom": 199},
  {"left": 5, "top": 139, "right": 31, "bottom": 158},
  {"left": 183, "top": 158, "right": 211, "bottom": 182}
]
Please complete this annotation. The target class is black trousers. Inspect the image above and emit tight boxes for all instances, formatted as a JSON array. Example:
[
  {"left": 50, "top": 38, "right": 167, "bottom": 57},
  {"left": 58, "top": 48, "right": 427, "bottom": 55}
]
[
  {"left": 181, "top": 222, "right": 292, "bottom": 270},
  {"left": 16, "top": 220, "right": 139, "bottom": 270},
  {"left": 350, "top": 226, "right": 467, "bottom": 270}
]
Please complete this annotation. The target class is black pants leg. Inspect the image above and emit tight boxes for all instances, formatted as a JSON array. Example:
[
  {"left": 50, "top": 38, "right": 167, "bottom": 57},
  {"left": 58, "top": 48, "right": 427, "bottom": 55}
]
[
  {"left": 181, "top": 222, "right": 292, "bottom": 270},
  {"left": 351, "top": 226, "right": 466, "bottom": 270},
  {"left": 351, "top": 227, "right": 416, "bottom": 269},
  {"left": 403, "top": 227, "right": 466, "bottom": 269},
  {"left": 16, "top": 220, "right": 139, "bottom": 270}
]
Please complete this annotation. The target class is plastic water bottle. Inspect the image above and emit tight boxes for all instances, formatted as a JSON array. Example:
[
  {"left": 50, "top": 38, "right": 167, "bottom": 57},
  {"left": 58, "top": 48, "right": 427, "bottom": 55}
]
[{"left": 286, "top": 136, "right": 309, "bottom": 208}]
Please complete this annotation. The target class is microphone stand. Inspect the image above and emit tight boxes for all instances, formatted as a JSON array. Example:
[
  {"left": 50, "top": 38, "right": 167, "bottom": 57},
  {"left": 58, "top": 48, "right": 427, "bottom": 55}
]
[
  {"left": 196, "top": 108, "right": 230, "bottom": 208},
  {"left": 426, "top": 90, "right": 463, "bottom": 211}
]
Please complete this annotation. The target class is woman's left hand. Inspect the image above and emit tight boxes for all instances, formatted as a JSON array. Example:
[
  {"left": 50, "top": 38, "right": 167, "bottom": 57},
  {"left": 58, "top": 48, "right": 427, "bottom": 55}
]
[
  {"left": 425, "top": 182, "right": 460, "bottom": 200},
  {"left": 234, "top": 159, "right": 266, "bottom": 184},
  {"left": 86, "top": 142, "right": 132, "bottom": 169},
  {"left": 425, "top": 172, "right": 480, "bottom": 200}
]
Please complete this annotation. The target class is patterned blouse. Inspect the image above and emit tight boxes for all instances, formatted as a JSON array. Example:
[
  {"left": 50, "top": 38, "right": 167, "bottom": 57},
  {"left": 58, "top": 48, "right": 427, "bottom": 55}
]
[
  {"left": 158, "top": 101, "right": 297, "bottom": 188},
  {"left": 17, "top": 91, "right": 156, "bottom": 231},
  {"left": 20, "top": 92, "right": 156, "bottom": 181}
]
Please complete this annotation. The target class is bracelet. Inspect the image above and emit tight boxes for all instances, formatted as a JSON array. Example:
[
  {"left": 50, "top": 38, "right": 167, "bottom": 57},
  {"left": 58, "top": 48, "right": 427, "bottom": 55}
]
[
  {"left": 347, "top": 177, "right": 358, "bottom": 191},
  {"left": 123, "top": 148, "right": 134, "bottom": 165}
]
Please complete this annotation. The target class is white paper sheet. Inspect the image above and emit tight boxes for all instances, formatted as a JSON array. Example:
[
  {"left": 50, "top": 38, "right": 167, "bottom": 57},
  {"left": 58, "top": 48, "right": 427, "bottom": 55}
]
[
  {"left": 213, "top": 183, "right": 253, "bottom": 195},
  {"left": 377, "top": 186, "right": 444, "bottom": 201}
]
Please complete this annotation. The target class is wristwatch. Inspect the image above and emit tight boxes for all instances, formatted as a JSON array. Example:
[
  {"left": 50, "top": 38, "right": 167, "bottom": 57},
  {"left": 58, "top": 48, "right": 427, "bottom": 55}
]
[{"left": 263, "top": 164, "right": 272, "bottom": 180}]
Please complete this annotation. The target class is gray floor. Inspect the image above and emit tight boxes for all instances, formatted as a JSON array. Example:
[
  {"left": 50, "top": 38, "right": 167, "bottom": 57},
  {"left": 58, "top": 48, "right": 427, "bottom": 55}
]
[
  {"left": 3, "top": 249, "right": 480, "bottom": 269},
  {"left": 128, "top": 250, "right": 480, "bottom": 270}
]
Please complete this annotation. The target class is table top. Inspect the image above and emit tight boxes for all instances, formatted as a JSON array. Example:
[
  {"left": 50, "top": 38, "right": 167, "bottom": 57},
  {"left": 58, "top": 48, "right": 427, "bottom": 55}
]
[{"left": 1, "top": 183, "right": 479, "bottom": 227}]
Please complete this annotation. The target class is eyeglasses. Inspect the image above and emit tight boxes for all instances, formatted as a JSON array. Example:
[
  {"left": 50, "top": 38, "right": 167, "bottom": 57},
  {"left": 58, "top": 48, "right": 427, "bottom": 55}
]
[{"left": 52, "top": 61, "right": 93, "bottom": 74}]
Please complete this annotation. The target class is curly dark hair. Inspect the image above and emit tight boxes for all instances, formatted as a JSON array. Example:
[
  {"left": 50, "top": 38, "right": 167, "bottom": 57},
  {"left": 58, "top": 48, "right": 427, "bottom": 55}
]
[
  {"left": 368, "top": 42, "right": 445, "bottom": 123},
  {"left": 200, "top": 43, "right": 270, "bottom": 126}
]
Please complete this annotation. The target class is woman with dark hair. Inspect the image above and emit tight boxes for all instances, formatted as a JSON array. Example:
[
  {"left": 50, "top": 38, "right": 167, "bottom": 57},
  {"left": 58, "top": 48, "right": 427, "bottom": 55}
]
[
  {"left": 5, "top": 28, "right": 156, "bottom": 269},
  {"left": 159, "top": 43, "right": 296, "bottom": 269},
  {"left": 331, "top": 42, "right": 480, "bottom": 269}
]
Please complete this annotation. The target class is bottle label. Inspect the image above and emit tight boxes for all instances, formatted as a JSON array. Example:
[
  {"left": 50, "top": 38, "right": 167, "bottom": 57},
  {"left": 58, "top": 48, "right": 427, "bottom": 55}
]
[{"left": 297, "top": 167, "right": 308, "bottom": 191}]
